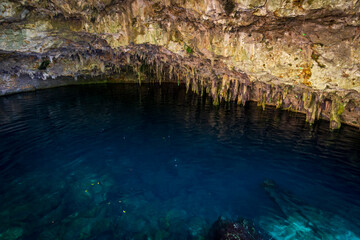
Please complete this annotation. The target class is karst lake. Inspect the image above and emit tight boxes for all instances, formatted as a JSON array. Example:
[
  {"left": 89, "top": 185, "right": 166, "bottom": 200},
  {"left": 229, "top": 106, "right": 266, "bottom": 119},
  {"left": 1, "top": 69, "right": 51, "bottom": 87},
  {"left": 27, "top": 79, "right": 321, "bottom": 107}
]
[{"left": 0, "top": 83, "right": 359, "bottom": 240}]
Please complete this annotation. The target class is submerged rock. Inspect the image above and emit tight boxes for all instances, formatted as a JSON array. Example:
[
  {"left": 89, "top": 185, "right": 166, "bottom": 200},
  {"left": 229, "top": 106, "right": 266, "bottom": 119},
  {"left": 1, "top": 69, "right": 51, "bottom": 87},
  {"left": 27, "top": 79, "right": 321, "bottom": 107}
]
[
  {"left": 60, "top": 205, "right": 113, "bottom": 240},
  {"left": 187, "top": 217, "right": 208, "bottom": 239},
  {"left": 208, "top": 216, "right": 269, "bottom": 240},
  {"left": 261, "top": 179, "right": 360, "bottom": 240},
  {"left": 0, "top": 227, "right": 23, "bottom": 240}
]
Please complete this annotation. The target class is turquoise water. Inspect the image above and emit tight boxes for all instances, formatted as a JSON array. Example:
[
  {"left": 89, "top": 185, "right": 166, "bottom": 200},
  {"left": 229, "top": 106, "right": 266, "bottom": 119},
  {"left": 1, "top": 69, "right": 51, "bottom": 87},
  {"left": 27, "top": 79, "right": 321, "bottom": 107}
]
[{"left": 0, "top": 84, "right": 359, "bottom": 239}]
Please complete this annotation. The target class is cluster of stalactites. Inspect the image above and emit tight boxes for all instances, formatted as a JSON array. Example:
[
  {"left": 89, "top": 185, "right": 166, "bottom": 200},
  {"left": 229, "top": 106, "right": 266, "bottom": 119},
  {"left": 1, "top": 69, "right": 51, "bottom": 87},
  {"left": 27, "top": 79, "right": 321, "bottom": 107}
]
[
  {"left": 114, "top": 45, "right": 351, "bottom": 129},
  {"left": 250, "top": 82, "right": 346, "bottom": 129},
  {"left": 119, "top": 45, "right": 252, "bottom": 106}
]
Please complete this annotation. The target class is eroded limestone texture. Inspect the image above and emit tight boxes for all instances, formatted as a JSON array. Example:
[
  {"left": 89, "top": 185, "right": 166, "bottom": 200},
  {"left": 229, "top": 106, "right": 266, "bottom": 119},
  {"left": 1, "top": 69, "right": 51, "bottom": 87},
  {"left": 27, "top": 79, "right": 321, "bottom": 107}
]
[{"left": 0, "top": 0, "right": 360, "bottom": 128}]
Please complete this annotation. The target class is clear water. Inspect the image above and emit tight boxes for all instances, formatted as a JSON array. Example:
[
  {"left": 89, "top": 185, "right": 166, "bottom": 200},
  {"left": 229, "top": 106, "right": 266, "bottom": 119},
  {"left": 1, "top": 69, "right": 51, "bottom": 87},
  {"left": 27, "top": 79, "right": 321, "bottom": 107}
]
[{"left": 0, "top": 84, "right": 359, "bottom": 240}]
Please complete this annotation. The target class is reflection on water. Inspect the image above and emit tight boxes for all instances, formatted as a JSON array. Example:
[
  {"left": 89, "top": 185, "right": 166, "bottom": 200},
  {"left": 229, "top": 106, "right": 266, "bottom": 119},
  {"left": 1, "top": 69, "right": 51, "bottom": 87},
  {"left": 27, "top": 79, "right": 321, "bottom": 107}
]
[{"left": 0, "top": 83, "right": 359, "bottom": 239}]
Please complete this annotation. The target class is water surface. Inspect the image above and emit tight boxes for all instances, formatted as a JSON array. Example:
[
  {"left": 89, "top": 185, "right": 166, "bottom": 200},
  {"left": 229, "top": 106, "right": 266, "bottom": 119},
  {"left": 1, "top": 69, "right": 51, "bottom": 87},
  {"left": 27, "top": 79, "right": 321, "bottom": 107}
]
[{"left": 0, "top": 84, "right": 359, "bottom": 239}]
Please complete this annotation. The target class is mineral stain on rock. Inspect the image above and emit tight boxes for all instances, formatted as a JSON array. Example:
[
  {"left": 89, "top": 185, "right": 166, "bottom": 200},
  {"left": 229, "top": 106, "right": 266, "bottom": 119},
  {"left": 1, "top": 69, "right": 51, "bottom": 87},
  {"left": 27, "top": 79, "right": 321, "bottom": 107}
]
[{"left": 0, "top": 0, "right": 359, "bottom": 129}]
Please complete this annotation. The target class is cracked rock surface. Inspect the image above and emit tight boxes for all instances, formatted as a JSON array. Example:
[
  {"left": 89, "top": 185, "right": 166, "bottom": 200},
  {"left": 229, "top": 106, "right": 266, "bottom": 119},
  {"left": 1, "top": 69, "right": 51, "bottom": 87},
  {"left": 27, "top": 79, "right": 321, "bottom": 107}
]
[{"left": 0, "top": 0, "right": 360, "bottom": 128}]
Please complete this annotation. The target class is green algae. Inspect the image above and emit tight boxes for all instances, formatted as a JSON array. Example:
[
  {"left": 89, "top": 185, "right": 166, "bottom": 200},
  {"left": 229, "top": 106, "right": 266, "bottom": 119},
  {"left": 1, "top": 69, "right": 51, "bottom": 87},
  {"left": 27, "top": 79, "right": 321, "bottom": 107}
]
[
  {"left": 337, "top": 103, "right": 345, "bottom": 115},
  {"left": 330, "top": 98, "right": 343, "bottom": 129},
  {"left": 38, "top": 59, "right": 50, "bottom": 70},
  {"left": 185, "top": 45, "right": 193, "bottom": 54}
]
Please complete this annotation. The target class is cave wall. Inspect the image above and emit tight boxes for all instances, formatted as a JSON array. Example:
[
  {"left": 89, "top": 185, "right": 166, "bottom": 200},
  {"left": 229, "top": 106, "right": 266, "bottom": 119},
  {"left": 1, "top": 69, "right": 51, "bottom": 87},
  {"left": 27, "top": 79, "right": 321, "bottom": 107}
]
[{"left": 0, "top": 0, "right": 360, "bottom": 128}]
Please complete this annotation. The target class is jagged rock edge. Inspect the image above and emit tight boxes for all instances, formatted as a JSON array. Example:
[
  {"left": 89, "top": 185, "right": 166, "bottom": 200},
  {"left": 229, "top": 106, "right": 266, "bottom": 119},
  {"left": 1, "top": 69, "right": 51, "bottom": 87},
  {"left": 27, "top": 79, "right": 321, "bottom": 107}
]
[{"left": 0, "top": 43, "right": 359, "bottom": 130}]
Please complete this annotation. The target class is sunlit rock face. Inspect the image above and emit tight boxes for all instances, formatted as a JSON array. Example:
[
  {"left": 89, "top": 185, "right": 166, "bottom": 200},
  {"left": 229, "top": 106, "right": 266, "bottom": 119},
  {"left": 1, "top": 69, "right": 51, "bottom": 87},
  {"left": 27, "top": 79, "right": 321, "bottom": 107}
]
[{"left": 0, "top": 0, "right": 359, "bottom": 128}]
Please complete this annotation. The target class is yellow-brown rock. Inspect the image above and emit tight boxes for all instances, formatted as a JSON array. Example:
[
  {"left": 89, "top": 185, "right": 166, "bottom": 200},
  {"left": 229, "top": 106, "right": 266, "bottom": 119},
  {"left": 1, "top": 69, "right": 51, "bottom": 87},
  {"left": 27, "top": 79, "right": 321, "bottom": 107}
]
[{"left": 0, "top": 0, "right": 359, "bottom": 128}]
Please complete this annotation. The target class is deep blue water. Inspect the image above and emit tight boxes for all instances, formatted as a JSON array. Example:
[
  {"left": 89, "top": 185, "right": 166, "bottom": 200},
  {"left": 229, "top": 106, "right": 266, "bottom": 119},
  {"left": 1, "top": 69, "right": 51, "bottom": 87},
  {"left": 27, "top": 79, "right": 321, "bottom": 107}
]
[{"left": 0, "top": 83, "right": 360, "bottom": 239}]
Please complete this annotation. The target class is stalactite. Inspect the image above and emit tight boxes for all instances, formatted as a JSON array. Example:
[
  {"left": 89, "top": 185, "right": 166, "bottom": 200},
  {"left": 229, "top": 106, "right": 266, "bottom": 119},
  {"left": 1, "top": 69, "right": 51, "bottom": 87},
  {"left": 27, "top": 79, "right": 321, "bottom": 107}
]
[
  {"left": 191, "top": 77, "right": 198, "bottom": 94},
  {"left": 303, "top": 92, "right": 310, "bottom": 122},
  {"left": 93, "top": 44, "right": 360, "bottom": 129},
  {"left": 256, "top": 85, "right": 266, "bottom": 110},
  {"left": 316, "top": 94, "right": 323, "bottom": 120},
  {"left": 134, "top": 64, "right": 141, "bottom": 86},
  {"left": 211, "top": 79, "right": 219, "bottom": 105},
  {"left": 231, "top": 79, "right": 239, "bottom": 102},
  {"left": 237, "top": 86, "right": 243, "bottom": 105},
  {"left": 177, "top": 70, "right": 180, "bottom": 86},
  {"left": 302, "top": 92, "right": 319, "bottom": 124},
  {"left": 169, "top": 65, "right": 173, "bottom": 82},
  {"left": 237, "top": 83, "right": 248, "bottom": 106},
  {"left": 259, "top": 92, "right": 266, "bottom": 111},
  {"left": 185, "top": 67, "right": 190, "bottom": 93},
  {"left": 274, "top": 86, "right": 282, "bottom": 108},
  {"left": 219, "top": 75, "right": 230, "bottom": 103},
  {"left": 200, "top": 76, "right": 204, "bottom": 97},
  {"left": 329, "top": 96, "right": 344, "bottom": 129}
]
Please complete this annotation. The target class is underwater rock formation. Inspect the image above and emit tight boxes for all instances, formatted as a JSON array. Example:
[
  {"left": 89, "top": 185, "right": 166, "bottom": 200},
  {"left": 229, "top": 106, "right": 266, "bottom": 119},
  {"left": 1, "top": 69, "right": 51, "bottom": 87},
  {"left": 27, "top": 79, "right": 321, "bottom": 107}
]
[
  {"left": 0, "top": 0, "right": 360, "bottom": 128},
  {"left": 208, "top": 216, "right": 269, "bottom": 240},
  {"left": 260, "top": 180, "right": 360, "bottom": 240}
]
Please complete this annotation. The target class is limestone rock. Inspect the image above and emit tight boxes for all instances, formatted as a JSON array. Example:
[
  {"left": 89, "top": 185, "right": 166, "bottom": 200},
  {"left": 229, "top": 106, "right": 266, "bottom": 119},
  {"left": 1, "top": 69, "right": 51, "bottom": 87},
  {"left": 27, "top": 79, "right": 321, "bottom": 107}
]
[
  {"left": 208, "top": 216, "right": 269, "bottom": 240},
  {"left": 0, "top": 0, "right": 359, "bottom": 128},
  {"left": 0, "top": 227, "right": 23, "bottom": 240}
]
